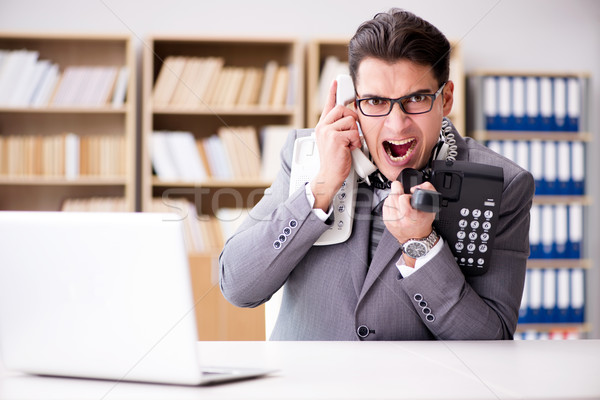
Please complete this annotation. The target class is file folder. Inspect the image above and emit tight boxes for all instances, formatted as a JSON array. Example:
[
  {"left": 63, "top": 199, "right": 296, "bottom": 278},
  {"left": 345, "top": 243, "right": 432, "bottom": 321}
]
[
  {"left": 566, "top": 77, "right": 580, "bottom": 132},
  {"left": 556, "top": 268, "right": 570, "bottom": 323},
  {"left": 570, "top": 268, "right": 585, "bottom": 323}
]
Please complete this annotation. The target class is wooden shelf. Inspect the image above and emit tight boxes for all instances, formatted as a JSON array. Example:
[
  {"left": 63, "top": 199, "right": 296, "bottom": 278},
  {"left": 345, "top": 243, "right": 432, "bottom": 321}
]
[
  {"left": 152, "top": 177, "right": 271, "bottom": 188},
  {"left": 516, "top": 323, "right": 590, "bottom": 333},
  {"left": 0, "top": 106, "right": 128, "bottom": 114},
  {"left": 0, "top": 32, "right": 137, "bottom": 211},
  {"left": 469, "top": 71, "right": 594, "bottom": 339},
  {"left": 142, "top": 35, "right": 304, "bottom": 214},
  {"left": 152, "top": 105, "right": 296, "bottom": 116},
  {"left": 527, "top": 259, "right": 591, "bottom": 269},
  {"left": 472, "top": 130, "right": 591, "bottom": 142},
  {"left": 533, "top": 195, "right": 591, "bottom": 205},
  {"left": 0, "top": 176, "right": 127, "bottom": 186}
]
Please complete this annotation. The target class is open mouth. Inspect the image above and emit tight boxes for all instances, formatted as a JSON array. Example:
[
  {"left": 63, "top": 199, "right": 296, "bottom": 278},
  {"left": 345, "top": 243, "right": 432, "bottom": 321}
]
[{"left": 383, "top": 138, "right": 416, "bottom": 162}]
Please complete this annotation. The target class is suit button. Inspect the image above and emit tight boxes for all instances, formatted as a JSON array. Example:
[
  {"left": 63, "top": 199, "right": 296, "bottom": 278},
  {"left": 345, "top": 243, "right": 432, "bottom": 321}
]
[
  {"left": 414, "top": 293, "right": 423, "bottom": 302},
  {"left": 273, "top": 240, "right": 282, "bottom": 250},
  {"left": 289, "top": 219, "right": 298, "bottom": 228},
  {"left": 357, "top": 325, "right": 370, "bottom": 338}
]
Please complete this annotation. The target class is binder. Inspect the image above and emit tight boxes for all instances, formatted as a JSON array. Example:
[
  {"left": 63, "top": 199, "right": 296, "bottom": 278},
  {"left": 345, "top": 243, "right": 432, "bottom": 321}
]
[
  {"left": 519, "top": 272, "right": 529, "bottom": 323},
  {"left": 566, "top": 77, "right": 580, "bottom": 132},
  {"left": 540, "top": 205, "right": 555, "bottom": 259},
  {"left": 530, "top": 140, "right": 544, "bottom": 195},
  {"left": 556, "top": 268, "right": 570, "bottom": 323},
  {"left": 525, "top": 77, "right": 540, "bottom": 131},
  {"left": 539, "top": 77, "right": 553, "bottom": 131},
  {"left": 554, "top": 204, "right": 568, "bottom": 258},
  {"left": 556, "top": 141, "right": 572, "bottom": 194},
  {"left": 498, "top": 76, "right": 512, "bottom": 130},
  {"left": 483, "top": 76, "right": 499, "bottom": 130},
  {"left": 529, "top": 204, "right": 541, "bottom": 258},
  {"left": 511, "top": 76, "right": 526, "bottom": 130},
  {"left": 543, "top": 141, "right": 557, "bottom": 194},
  {"left": 528, "top": 269, "right": 543, "bottom": 323},
  {"left": 571, "top": 141, "right": 585, "bottom": 195},
  {"left": 502, "top": 140, "right": 515, "bottom": 163},
  {"left": 568, "top": 204, "right": 582, "bottom": 259},
  {"left": 553, "top": 77, "right": 567, "bottom": 131},
  {"left": 515, "top": 140, "right": 530, "bottom": 171},
  {"left": 570, "top": 268, "right": 585, "bottom": 323},
  {"left": 542, "top": 268, "right": 557, "bottom": 322}
]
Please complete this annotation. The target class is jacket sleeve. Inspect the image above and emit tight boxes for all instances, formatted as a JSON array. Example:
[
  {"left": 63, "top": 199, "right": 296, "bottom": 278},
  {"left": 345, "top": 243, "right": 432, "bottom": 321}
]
[
  {"left": 219, "top": 129, "right": 330, "bottom": 308},
  {"left": 399, "top": 166, "right": 535, "bottom": 340}
]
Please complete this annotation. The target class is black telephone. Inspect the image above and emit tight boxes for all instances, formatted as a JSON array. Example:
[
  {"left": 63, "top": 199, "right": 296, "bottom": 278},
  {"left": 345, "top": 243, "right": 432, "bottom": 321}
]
[{"left": 399, "top": 140, "right": 504, "bottom": 276}]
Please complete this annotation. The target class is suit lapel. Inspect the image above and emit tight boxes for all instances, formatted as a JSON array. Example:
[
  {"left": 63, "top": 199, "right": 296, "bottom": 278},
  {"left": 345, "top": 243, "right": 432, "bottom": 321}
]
[
  {"left": 359, "top": 227, "right": 402, "bottom": 301},
  {"left": 342, "top": 184, "right": 372, "bottom": 299}
]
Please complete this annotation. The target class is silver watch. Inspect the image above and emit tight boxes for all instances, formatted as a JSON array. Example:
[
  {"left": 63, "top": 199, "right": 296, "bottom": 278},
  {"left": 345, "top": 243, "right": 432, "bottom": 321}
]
[{"left": 401, "top": 229, "right": 439, "bottom": 259}]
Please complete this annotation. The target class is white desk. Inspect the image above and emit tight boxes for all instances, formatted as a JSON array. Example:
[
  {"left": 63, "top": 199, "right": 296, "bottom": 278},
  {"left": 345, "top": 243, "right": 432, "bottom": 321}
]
[{"left": 1, "top": 340, "right": 599, "bottom": 399}]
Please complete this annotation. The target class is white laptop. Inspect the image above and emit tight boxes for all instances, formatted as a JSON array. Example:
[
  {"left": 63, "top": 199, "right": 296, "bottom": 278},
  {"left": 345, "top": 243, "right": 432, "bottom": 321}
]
[{"left": 0, "top": 211, "right": 274, "bottom": 385}]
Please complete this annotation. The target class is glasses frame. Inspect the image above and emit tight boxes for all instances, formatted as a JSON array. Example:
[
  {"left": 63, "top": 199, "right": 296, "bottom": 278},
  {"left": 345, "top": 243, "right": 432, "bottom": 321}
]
[{"left": 356, "top": 82, "right": 447, "bottom": 117}]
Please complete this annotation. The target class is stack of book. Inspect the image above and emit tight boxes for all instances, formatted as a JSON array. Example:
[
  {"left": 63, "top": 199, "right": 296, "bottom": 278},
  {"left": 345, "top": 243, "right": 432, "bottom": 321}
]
[
  {"left": 529, "top": 204, "right": 582, "bottom": 260},
  {"left": 519, "top": 267, "right": 585, "bottom": 324},
  {"left": 486, "top": 139, "right": 585, "bottom": 195},
  {"left": 151, "top": 125, "right": 290, "bottom": 182},
  {"left": 0, "top": 48, "right": 128, "bottom": 108},
  {"left": 316, "top": 56, "right": 349, "bottom": 110},
  {"left": 152, "top": 56, "right": 294, "bottom": 109},
  {"left": 61, "top": 197, "right": 127, "bottom": 212},
  {"left": 0, "top": 133, "right": 125, "bottom": 178},
  {"left": 481, "top": 75, "right": 582, "bottom": 132}
]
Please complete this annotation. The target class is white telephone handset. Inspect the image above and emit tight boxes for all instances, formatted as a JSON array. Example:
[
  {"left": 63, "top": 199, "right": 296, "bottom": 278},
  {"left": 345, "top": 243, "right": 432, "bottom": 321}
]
[{"left": 289, "top": 75, "right": 377, "bottom": 245}]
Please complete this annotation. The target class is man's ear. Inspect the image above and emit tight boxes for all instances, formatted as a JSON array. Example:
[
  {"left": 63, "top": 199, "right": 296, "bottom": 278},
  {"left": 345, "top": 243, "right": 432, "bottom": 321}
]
[{"left": 442, "top": 80, "right": 454, "bottom": 117}]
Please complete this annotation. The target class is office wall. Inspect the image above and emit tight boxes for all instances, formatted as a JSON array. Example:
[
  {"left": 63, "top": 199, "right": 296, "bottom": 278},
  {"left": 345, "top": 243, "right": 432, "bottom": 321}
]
[{"left": 1, "top": 0, "right": 599, "bottom": 338}]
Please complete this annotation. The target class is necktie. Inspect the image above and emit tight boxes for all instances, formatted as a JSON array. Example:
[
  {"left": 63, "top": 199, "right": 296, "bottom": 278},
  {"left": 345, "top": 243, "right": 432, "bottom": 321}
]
[{"left": 369, "top": 197, "right": 387, "bottom": 264}]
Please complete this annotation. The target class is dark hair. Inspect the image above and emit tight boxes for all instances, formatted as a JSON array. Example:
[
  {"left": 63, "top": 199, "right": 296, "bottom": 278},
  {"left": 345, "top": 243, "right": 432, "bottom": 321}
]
[{"left": 349, "top": 8, "right": 451, "bottom": 87}]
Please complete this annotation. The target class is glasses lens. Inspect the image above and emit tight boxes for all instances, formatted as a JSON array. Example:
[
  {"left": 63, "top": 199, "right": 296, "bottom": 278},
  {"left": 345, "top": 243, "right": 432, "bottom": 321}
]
[
  {"left": 402, "top": 95, "right": 433, "bottom": 114},
  {"left": 359, "top": 98, "right": 391, "bottom": 116}
]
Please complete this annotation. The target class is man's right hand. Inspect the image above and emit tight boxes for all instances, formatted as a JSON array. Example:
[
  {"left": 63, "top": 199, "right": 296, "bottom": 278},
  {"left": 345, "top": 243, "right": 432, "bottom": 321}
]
[{"left": 310, "top": 79, "right": 362, "bottom": 212}]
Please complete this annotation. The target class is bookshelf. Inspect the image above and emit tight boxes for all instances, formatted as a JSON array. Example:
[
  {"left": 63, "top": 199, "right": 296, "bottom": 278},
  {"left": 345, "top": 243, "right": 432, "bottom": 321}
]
[
  {"left": 142, "top": 36, "right": 303, "bottom": 215},
  {"left": 469, "top": 71, "right": 592, "bottom": 339},
  {"left": 305, "top": 38, "right": 465, "bottom": 133},
  {"left": 143, "top": 36, "right": 304, "bottom": 341},
  {"left": 0, "top": 33, "right": 136, "bottom": 211}
]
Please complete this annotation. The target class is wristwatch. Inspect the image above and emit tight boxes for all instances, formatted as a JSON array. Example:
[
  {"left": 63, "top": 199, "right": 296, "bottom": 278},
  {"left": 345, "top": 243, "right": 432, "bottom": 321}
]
[{"left": 400, "top": 229, "right": 439, "bottom": 259}]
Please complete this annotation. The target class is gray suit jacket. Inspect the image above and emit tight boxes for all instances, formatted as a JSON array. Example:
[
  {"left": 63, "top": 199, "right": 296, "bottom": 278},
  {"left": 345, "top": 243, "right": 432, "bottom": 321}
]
[{"left": 219, "top": 122, "right": 534, "bottom": 340}]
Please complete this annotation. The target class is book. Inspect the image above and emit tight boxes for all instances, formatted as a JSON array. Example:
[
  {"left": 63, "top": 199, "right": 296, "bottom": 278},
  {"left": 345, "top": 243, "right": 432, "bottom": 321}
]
[
  {"left": 111, "top": 66, "right": 129, "bottom": 107},
  {"left": 258, "top": 60, "right": 278, "bottom": 107},
  {"left": 152, "top": 56, "right": 187, "bottom": 107},
  {"left": 260, "top": 125, "right": 291, "bottom": 181}
]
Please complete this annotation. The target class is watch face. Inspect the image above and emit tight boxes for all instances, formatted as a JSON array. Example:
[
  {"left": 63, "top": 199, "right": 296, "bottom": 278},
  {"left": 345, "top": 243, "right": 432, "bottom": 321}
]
[{"left": 405, "top": 241, "right": 428, "bottom": 258}]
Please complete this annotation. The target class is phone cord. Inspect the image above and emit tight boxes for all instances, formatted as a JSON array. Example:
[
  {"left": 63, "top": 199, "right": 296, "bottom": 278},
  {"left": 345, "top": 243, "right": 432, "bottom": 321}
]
[{"left": 442, "top": 118, "right": 458, "bottom": 162}]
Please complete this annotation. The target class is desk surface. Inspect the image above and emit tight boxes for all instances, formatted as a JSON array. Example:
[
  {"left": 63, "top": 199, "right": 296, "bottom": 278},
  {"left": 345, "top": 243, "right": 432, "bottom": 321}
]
[{"left": 1, "top": 340, "right": 599, "bottom": 399}]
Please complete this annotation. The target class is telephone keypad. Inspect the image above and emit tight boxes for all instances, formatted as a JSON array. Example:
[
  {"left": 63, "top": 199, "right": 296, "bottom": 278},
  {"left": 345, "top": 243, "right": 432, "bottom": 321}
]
[{"left": 450, "top": 204, "right": 496, "bottom": 271}]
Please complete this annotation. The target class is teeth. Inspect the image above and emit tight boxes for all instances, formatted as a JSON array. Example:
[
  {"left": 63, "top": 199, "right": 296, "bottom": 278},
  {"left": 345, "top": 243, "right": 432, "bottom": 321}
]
[
  {"left": 386, "top": 138, "right": 414, "bottom": 146},
  {"left": 384, "top": 138, "right": 415, "bottom": 161}
]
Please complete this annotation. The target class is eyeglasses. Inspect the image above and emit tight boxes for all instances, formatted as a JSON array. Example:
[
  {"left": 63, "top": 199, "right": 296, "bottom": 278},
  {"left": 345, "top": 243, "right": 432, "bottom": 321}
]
[{"left": 356, "top": 82, "right": 447, "bottom": 117}]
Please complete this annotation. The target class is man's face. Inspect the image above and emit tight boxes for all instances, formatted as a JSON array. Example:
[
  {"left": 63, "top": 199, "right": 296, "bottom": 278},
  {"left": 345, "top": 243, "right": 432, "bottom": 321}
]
[{"left": 354, "top": 57, "right": 454, "bottom": 182}]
